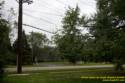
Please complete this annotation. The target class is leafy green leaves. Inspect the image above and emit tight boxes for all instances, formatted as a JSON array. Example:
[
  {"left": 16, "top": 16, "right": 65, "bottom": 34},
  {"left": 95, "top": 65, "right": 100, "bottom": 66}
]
[{"left": 54, "top": 6, "right": 88, "bottom": 63}]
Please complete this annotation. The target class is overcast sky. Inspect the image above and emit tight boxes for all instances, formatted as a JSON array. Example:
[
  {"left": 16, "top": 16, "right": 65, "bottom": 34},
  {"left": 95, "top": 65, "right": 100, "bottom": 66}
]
[{"left": 4, "top": 0, "right": 96, "bottom": 39}]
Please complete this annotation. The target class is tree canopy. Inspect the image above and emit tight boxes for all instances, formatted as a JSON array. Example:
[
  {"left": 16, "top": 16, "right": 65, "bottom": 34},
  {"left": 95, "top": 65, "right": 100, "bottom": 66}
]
[
  {"left": 54, "top": 6, "right": 87, "bottom": 64},
  {"left": 0, "top": 0, "right": 12, "bottom": 77},
  {"left": 89, "top": 0, "right": 125, "bottom": 70}
]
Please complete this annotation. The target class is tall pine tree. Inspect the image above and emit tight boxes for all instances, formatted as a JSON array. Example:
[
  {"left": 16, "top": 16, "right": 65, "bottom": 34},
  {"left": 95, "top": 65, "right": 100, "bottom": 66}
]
[{"left": 91, "top": 0, "right": 125, "bottom": 70}]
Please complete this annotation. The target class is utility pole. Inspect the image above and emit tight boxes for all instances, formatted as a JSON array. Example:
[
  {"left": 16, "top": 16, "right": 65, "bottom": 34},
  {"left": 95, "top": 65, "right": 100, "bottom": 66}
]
[
  {"left": 17, "top": 0, "right": 23, "bottom": 74},
  {"left": 31, "top": 31, "right": 35, "bottom": 64},
  {"left": 17, "top": 0, "right": 33, "bottom": 74}
]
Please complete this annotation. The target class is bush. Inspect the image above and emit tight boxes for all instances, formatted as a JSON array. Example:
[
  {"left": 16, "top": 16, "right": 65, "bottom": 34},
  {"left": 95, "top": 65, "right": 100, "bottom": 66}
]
[
  {"left": 0, "top": 59, "right": 4, "bottom": 83},
  {"left": 114, "top": 59, "right": 124, "bottom": 71}
]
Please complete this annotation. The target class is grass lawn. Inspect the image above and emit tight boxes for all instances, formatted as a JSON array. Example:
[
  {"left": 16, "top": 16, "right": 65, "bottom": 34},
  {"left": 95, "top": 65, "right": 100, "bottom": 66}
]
[{"left": 4, "top": 68, "right": 125, "bottom": 83}]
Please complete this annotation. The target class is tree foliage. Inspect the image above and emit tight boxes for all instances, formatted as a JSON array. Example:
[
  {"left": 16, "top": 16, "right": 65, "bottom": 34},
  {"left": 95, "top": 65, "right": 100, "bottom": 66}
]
[
  {"left": 27, "top": 32, "right": 49, "bottom": 63},
  {"left": 90, "top": 0, "right": 125, "bottom": 70},
  {"left": 0, "top": 0, "right": 12, "bottom": 79},
  {"left": 54, "top": 6, "right": 87, "bottom": 64}
]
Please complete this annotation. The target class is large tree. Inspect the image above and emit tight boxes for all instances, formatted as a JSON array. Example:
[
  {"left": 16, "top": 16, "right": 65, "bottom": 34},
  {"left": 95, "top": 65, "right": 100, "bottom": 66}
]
[
  {"left": 90, "top": 0, "right": 125, "bottom": 70},
  {"left": 0, "top": 0, "right": 12, "bottom": 79},
  {"left": 27, "top": 32, "right": 49, "bottom": 64},
  {"left": 54, "top": 6, "right": 86, "bottom": 64},
  {"left": 90, "top": 0, "right": 114, "bottom": 62},
  {"left": 111, "top": 0, "right": 125, "bottom": 70}
]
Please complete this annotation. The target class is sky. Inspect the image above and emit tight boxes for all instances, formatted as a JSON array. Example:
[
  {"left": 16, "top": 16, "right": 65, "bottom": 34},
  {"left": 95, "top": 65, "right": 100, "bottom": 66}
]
[{"left": 4, "top": 0, "right": 96, "bottom": 40}]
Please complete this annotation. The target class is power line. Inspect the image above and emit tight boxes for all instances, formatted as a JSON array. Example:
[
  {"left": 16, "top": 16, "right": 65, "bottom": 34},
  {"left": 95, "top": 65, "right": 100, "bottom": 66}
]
[
  {"left": 15, "top": 7, "right": 64, "bottom": 16},
  {"left": 42, "top": 0, "right": 66, "bottom": 11},
  {"left": 23, "top": 12, "right": 55, "bottom": 25},
  {"left": 23, "top": 24, "right": 55, "bottom": 34},
  {"left": 36, "top": 1, "right": 64, "bottom": 14},
  {"left": 23, "top": 24, "right": 94, "bottom": 35},
  {"left": 24, "top": 9, "right": 63, "bottom": 17}
]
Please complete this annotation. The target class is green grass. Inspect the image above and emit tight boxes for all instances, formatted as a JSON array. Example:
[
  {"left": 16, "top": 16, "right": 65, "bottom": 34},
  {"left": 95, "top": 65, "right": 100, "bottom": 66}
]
[{"left": 4, "top": 68, "right": 125, "bottom": 83}]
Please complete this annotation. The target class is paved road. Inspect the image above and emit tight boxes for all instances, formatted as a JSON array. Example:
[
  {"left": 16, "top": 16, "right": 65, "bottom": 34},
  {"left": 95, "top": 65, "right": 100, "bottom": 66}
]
[{"left": 6, "top": 65, "right": 114, "bottom": 72}]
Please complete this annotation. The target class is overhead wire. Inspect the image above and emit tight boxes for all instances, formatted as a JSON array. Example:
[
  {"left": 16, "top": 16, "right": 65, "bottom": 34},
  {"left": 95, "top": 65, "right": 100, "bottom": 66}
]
[
  {"left": 22, "top": 0, "right": 95, "bottom": 34},
  {"left": 24, "top": 9, "right": 63, "bottom": 17},
  {"left": 23, "top": 12, "right": 55, "bottom": 25},
  {"left": 42, "top": 0, "right": 66, "bottom": 12},
  {"left": 23, "top": 12, "right": 58, "bottom": 34},
  {"left": 36, "top": 1, "right": 64, "bottom": 14},
  {"left": 23, "top": 24, "right": 55, "bottom": 34},
  {"left": 23, "top": 0, "right": 96, "bottom": 19}
]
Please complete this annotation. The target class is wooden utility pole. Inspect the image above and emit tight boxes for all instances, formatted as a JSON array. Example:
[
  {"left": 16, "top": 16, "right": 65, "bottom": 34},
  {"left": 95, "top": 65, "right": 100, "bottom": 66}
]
[
  {"left": 17, "top": 0, "right": 33, "bottom": 74},
  {"left": 17, "top": 0, "right": 23, "bottom": 73}
]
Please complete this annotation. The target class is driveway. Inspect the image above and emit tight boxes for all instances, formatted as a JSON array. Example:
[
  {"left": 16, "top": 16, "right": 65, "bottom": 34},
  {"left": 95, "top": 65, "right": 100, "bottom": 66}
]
[{"left": 6, "top": 65, "right": 114, "bottom": 72}]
